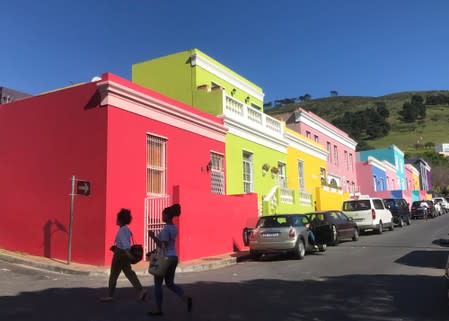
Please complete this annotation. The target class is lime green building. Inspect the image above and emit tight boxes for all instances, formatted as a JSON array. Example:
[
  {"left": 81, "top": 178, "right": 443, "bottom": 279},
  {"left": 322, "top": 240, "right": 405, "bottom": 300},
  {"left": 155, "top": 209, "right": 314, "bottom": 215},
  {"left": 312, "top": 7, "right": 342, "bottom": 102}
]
[{"left": 133, "top": 49, "right": 303, "bottom": 215}]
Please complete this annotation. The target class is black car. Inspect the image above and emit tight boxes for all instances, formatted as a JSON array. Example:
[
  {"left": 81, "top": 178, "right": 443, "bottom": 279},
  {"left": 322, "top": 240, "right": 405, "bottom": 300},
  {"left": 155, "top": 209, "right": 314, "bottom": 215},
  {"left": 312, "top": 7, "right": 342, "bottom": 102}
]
[
  {"left": 383, "top": 198, "right": 411, "bottom": 227},
  {"left": 304, "top": 211, "right": 359, "bottom": 245},
  {"left": 410, "top": 200, "right": 437, "bottom": 219}
]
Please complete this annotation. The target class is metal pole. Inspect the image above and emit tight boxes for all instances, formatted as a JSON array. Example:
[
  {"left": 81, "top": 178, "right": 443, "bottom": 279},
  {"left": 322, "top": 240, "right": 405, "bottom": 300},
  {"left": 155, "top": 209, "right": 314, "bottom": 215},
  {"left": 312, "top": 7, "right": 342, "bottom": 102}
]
[{"left": 68, "top": 175, "right": 75, "bottom": 265}]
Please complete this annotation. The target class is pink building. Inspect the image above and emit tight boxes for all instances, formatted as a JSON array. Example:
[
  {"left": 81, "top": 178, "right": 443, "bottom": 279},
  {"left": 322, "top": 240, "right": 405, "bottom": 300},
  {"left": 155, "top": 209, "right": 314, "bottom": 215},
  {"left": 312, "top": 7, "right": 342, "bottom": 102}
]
[
  {"left": 269, "top": 108, "right": 358, "bottom": 193},
  {"left": 0, "top": 73, "right": 258, "bottom": 266}
]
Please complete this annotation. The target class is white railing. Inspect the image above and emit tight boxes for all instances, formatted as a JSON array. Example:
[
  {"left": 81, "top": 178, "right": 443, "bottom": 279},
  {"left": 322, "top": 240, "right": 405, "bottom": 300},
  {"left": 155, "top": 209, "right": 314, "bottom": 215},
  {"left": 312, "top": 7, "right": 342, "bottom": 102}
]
[
  {"left": 224, "top": 95, "right": 283, "bottom": 138},
  {"left": 299, "top": 191, "right": 313, "bottom": 205},
  {"left": 280, "top": 187, "right": 294, "bottom": 204}
]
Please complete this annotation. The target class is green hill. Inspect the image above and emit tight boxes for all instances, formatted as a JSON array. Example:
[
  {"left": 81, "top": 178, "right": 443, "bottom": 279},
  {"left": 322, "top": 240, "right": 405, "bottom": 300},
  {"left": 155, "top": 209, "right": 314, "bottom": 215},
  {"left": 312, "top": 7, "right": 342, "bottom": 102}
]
[{"left": 267, "top": 90, "right": 449, "bottom": 154}]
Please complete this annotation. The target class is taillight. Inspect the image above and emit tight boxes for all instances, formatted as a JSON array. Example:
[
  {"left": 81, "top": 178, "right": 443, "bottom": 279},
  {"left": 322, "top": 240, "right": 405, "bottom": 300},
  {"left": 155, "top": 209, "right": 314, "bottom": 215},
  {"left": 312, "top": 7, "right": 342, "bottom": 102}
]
[
  {"left": 372, "top": 209, "right": 376, "bottom": 220},
  {"left": 249, "top": 231, "right": 256, "bottom": 240},
  {"left": 288, "top": 228, "right": 296, "bottom": 238}
]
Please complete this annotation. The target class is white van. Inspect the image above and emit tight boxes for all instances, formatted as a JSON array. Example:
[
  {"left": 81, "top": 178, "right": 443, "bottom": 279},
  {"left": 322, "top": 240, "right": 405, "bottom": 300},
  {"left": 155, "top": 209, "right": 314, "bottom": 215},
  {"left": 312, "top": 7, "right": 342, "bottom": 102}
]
[{"left": 342, "top": 198, "right": 394, "bottom": 234}]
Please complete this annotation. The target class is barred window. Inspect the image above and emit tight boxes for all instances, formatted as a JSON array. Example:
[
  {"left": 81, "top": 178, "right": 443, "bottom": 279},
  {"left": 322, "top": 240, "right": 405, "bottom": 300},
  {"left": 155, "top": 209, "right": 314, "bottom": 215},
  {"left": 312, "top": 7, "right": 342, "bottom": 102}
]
[
  {"left": 210, "top": 152, "right": 225, "bottom": 195},
  {"left": 147, "top": 135, "right": 167, "bottom": 195}
]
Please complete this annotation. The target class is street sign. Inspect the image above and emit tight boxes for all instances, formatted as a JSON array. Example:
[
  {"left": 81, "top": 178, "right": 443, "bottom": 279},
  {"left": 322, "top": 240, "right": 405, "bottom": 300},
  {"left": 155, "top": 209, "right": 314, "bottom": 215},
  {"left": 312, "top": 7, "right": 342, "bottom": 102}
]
[{"left": 76, "top": 180, "right": 90, "bottom": 196}]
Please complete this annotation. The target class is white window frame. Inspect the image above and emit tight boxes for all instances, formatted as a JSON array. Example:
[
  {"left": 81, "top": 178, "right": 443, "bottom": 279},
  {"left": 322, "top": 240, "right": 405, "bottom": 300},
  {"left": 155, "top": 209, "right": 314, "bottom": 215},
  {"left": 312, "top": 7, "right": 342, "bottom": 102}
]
[
  {"left": 278, "top": 161, "right": 287, "bottom": 188},
  {"left": 243, "top": 151, "right": 253, "bottom": 193},
  {"left": 210, "top": 152, "right": 225, "bottom": 195}
]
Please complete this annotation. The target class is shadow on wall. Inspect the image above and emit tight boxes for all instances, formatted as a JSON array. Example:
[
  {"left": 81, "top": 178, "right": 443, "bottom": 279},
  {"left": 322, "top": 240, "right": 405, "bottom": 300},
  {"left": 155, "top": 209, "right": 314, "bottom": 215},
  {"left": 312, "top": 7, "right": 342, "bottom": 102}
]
[
  {"left": 0, "top": 274, "right": 448, "bottom": 321},
  {"left": 43, "top": 219, "right": 68, "bottom": 259}
]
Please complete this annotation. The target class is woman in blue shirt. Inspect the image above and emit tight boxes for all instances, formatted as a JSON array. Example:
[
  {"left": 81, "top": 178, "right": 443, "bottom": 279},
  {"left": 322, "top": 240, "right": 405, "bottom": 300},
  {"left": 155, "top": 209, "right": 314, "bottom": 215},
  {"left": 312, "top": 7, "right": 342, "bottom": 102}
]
[{"left": 147, "top": 204, "right": 192, "bottom": 316}]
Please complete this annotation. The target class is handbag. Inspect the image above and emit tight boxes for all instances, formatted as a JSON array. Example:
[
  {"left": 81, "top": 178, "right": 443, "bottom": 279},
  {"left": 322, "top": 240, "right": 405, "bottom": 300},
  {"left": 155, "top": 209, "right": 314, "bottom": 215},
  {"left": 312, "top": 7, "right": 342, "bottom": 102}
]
[
  {"left": 148, "top": 248, "right": 170, "bottom": 277},
  {"left": 129, "top": 234, "right": 143, "bottom": 264}
]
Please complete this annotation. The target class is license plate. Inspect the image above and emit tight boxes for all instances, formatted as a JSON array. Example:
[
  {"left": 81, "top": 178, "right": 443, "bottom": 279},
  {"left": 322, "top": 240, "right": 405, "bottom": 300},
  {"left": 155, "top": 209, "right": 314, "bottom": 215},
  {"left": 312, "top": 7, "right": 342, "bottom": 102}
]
[{"left": 262, "top": 232, "right": 280, "bottom": 238}]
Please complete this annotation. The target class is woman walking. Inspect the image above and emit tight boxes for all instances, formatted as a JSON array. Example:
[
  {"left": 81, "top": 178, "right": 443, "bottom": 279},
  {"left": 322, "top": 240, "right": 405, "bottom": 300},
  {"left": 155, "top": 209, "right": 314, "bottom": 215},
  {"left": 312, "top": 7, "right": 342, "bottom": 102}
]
[
  {"left": 147, "top": 204, "right": 192, "bottom": 316},
  {"left": 100, "top": 208, "right": 146, "bottom": 302}
]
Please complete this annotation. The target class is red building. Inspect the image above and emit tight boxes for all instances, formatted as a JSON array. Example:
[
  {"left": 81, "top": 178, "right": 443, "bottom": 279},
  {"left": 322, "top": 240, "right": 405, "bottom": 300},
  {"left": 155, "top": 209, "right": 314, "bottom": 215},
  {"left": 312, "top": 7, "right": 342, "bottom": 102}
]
[{"left": 0, "top": 73, "right": 258, "bottom": 266}]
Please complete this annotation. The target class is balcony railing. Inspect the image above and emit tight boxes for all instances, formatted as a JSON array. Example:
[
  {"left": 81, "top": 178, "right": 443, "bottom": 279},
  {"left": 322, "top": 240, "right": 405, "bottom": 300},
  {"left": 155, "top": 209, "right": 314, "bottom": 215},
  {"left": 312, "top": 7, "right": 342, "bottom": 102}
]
[
  {"left": 299, "top": 191, "right": 313, "bottom": 205},
  {"left": 224, "top": 95, "right": 283, "bottom": 138},
  {"left": 280, "top": 187, "right": 294, "bottom": 204}
]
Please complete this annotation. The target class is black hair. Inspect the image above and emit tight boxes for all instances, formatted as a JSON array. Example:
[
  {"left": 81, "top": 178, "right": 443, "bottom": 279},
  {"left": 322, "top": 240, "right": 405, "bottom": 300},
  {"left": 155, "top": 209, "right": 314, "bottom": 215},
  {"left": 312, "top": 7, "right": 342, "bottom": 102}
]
[
  {"left": 117, "top": 208, "right": 132, "bottom": 225},
  {"left": 162, "top": 204, "right": 181, "bottom": 220}
]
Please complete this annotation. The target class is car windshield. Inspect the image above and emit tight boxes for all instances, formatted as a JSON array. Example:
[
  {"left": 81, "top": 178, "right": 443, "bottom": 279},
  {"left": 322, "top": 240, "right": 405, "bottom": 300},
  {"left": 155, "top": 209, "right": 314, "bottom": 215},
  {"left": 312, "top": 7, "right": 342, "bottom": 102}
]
[
  {"left": 343, "top": 200, "right": 371, "bottom": 211},
  {"left": 412, "top": 201, "right": 421, "bottom": 207},
  {"left": 256, "top": 215, "right": 303, "bottom": 228},
  {"left": 383, "top": 199, "right": 395, "bottom": 208}
]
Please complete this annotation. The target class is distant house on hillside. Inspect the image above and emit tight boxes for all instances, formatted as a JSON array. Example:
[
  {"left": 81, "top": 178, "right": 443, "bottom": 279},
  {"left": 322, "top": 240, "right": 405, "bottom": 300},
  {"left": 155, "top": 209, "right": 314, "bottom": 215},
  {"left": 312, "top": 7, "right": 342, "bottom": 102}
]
[{"left": 435, "top": 143, "right": 449, "bottom": 157}]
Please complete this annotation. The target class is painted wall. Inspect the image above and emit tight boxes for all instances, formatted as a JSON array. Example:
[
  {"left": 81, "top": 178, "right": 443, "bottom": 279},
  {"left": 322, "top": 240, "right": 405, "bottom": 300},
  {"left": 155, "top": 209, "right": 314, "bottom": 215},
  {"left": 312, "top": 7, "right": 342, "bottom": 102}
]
[
  {"left": 316, "top": 188, "right": 350, "bottom": 211},
  {"left": 0, "top": 82, "right": 108, "bottom": 265},
  {"left": 356, "top": 162, "right": 375, "bottom": 196},
  {"left": 277, "top": 109, "right": 357, "bottom": 193},
  {"left": 383, "top": 161, "right": 399, "bottom": 190},
  {"left": 372, "top": 165, "right": 387, "bottom": 192}
]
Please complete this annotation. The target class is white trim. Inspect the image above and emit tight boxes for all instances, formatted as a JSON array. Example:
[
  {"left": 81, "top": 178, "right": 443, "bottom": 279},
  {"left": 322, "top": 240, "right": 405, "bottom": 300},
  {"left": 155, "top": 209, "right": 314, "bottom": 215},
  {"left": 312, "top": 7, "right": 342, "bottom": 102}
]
[
  {"left": 284, "top": 131, "right": 328, "bottom": 161},
  {"left": 382, "top": 160, "right": 397, "bottom": 173},
  {"left": 191, "top": 54, "right": 264, "bottom": 102},
  {"left": 390, "top": 145, "right": 404, "bottom": 156},
  {"left": 368, "top": 156, "right": 386, "bottom": 171},
  {"left": 405, "top": 163, "right": 420, "bottom": 176},
  {"left": 145, "top": 132, "right": 168, "bottom": 140},
  {"left": 210, "top": 149, "right": 224, "bottom": 156},
  {"left": 224, "top": 117, "right": 288, "bottom": 153},
  {"left": 294, "top": 111, "right": 358, "bottom": 149},
  {"left": 97, "top": 80, "right": 227, "bottom": 142}
]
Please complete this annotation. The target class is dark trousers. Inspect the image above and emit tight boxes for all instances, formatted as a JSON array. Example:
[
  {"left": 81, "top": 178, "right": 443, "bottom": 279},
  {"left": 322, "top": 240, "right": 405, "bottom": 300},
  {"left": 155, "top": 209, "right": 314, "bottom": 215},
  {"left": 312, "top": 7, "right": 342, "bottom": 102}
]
[
  {"left": 154, "top": 256, "right": 184, "bottom": 308},
  {"left": 108, "top": 249, "right": 142, "bottom": 297}
]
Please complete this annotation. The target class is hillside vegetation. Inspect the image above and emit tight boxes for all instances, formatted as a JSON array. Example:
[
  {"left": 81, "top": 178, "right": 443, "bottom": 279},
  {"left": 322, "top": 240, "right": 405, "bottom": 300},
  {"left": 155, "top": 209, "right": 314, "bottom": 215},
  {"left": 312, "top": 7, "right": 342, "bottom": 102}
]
[{"left": 267, "top": 90, "right": 449, "bottom": 153}]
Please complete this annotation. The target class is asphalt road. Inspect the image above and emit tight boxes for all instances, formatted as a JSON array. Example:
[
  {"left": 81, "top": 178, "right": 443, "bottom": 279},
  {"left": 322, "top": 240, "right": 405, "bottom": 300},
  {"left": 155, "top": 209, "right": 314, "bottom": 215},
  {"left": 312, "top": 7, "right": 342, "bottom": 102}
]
[{"left": 1, "top": 215, "right": 449, "bottom": 321}]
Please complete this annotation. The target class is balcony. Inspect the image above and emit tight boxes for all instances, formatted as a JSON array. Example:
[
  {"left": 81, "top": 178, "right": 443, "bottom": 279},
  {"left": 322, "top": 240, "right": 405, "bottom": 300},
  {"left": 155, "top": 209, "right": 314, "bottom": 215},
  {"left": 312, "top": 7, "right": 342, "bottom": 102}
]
[
  {"left": 299, "top": 191, "right": 313, "bottom": 205},
  {"left": 224, "top": 95, "right": 283, "bottom": 139}
]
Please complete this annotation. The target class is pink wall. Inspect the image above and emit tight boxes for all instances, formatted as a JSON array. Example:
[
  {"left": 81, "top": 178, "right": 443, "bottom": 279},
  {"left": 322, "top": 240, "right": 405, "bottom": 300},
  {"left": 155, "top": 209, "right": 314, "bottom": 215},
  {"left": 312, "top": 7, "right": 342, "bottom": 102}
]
[
  {"left": 0, "top": 82, "right": 108, "bottom": 265},
  {"left": 285, "top": 109, "right": 357, "bottom": 192},
  {"left": 177, "top": 188, "right": 258, "bottom": 261},
  {"left": 356, "top": 161, "right": 374, "bottom": 196}
]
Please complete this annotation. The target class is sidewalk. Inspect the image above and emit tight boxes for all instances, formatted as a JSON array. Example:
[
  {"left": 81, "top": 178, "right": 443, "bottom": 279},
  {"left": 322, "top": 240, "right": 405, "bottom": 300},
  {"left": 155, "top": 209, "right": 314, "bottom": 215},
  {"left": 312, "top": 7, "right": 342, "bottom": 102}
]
[{"left": 0, "top": 248, "right": 249, "bottom": 276}]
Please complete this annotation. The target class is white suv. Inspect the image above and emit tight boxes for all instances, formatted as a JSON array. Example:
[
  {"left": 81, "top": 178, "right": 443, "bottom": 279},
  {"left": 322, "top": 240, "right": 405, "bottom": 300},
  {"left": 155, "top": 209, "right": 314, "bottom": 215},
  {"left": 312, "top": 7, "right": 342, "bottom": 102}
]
[{"left": 342, "top": 198, "right": 394, "bottom": 234}]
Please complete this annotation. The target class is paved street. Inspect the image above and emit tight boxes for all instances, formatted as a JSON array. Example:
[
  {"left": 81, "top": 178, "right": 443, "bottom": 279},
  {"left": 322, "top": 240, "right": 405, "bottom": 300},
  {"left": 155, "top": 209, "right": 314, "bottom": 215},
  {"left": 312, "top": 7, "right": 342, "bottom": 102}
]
[{"left": 1, "top": 215, "right": 449, "bottom": 321}]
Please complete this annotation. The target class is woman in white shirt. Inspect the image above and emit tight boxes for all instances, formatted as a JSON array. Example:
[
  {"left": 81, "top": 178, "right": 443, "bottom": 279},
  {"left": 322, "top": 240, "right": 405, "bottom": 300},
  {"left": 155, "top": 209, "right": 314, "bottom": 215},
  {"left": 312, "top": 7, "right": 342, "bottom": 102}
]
[
  {"left": 147, "top": 204, "right": 192, "bottom": 316},
  {"left": 100, "top": 208, "right": 146, "bottom": 302}
]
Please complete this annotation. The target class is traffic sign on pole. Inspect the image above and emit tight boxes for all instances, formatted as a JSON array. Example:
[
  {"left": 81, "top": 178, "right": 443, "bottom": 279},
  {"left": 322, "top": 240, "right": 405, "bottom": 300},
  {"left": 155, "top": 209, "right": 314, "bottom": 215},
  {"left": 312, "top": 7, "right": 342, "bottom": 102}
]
[{"left": 76, "top": 180, "right": 90, "bottom": 196}]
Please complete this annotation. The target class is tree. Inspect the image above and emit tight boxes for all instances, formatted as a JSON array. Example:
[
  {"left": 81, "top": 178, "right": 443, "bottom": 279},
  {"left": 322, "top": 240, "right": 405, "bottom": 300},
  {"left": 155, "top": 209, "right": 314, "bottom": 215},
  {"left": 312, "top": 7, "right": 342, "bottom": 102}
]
[
  {"left": 303, "top": 93, "right": 312, "bottom": 101},
  {"left": 399, "top": 102, "right": 418, "bottom": 122},
  {"left": 330, "top": 90, "right": 338, "bottom": 97},
  {"left": 375, "top": 102, "right": 389, "bottom": 118}
]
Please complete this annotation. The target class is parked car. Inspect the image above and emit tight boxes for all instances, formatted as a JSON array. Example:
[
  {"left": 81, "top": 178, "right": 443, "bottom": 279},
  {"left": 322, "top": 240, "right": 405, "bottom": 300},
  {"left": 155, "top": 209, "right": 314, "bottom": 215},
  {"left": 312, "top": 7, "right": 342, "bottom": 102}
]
[
  {"left": 243, "top": 214, "right": 333, "bottom": 260},
  {"left": 410, "top": 200, "right": 437, "bottom": 219},
  {"left": 383, "top": 198, "right": 411, "bottom": 227},
  {"left": 342, "top": 198, "right": 394, "bottom": 234},
  {"left": 433, "top": 197, "right": 449, "bottom": 214},
  {"left": 304, "top": 211, "right": 359, "bottom": 245}
]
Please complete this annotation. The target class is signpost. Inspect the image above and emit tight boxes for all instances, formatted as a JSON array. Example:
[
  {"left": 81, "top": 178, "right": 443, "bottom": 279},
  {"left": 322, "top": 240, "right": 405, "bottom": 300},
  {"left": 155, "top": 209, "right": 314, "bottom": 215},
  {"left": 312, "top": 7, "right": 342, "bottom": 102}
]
[{"left": 68, "top": 176, "right": 91, "bottom": 264}]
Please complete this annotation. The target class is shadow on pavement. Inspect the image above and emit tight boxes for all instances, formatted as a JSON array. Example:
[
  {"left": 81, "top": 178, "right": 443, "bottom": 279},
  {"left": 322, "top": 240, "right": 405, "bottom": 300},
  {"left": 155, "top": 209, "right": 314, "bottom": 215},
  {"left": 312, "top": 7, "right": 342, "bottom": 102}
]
[
  {"left": 395, "top": 250, "right": 449, "bottom": 269},
  {"left": 1, "top": 274, "right": 448, "bottom": 321}
]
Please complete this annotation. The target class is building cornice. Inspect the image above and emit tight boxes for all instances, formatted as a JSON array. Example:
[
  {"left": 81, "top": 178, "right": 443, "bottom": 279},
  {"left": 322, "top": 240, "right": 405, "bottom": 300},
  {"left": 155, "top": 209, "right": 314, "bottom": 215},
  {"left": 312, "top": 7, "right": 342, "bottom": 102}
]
[
  {"left": 97, "top": 80, "right": 228, "bottom": 142},
  {"left": 382, "top": 160, "right": 397, "bottom": 173},
  {"left": 284, "top": 131, "right": 328, "bottom": 161},
  {"left": 294, "top": 111, "right": 358, "bottom": 149},
  {"left": 190, "top": 54, "right": 265, "bottom": 102},
  {"left": 223, "top": 117, "right": 288, "bottom": 153},
  {"left": 405, "top": 163, "right": 420, "bottom": 176},
  {"left": 368, "top": 156, "right": 386, "bottom": 171}
]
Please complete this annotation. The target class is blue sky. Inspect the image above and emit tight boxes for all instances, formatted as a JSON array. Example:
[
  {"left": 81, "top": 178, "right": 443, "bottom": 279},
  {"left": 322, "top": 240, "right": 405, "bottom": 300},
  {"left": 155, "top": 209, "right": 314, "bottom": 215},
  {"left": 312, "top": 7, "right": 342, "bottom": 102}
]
[{"left": 1, "top": 0, "right": 448, "bottom": 102}]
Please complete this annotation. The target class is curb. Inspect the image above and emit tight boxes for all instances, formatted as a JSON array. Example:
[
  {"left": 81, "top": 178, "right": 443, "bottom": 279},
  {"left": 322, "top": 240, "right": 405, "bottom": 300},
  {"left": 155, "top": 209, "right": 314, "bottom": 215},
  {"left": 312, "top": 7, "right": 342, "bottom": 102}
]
[{"left": 0, "top": 250, "right": 249, "bottom": 276}]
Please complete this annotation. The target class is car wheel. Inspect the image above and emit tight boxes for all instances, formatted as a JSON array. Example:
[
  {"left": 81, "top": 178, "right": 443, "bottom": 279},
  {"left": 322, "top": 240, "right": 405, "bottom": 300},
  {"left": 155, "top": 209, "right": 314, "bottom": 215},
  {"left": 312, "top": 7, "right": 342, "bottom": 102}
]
[
  {"left": 389, "top": 222, "right": 394, "bottom": 231},
  {"left": 318, "top": 243, "right": 327, "bottom": 252},
  {"left": 377, "top": 221, "right": 383, "bottom": 234},
  {"left": 352, "top": 228, "right": 359, "bottom": 241},
  {"left": 250, "top": 250, "right": 262, "bottom": 261},
  {"left": 398, "top": 217, "right": 404, "bottom": 228},
  {"left": 295, "top": 239, "right": 306, "bottom": 260},
  {"left": 331, "top": 225, "right": 339, "bottom": 245}
]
